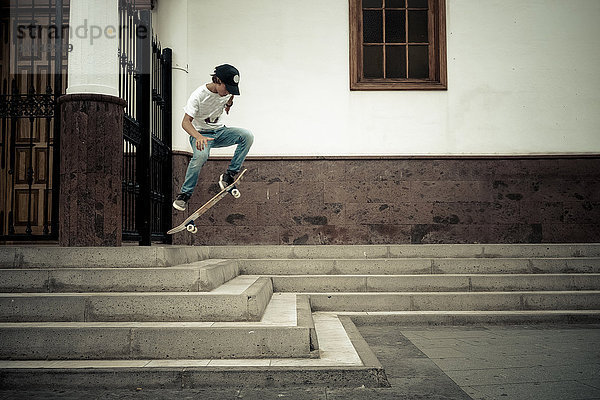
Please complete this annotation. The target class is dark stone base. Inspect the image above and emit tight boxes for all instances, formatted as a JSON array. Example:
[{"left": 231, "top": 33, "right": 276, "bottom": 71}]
[
  {"left": 58, "top": 94, "right": 126, "bottom": 247},
  {"left": 171, "top": 154, "right": 600, "bottom": 245}
]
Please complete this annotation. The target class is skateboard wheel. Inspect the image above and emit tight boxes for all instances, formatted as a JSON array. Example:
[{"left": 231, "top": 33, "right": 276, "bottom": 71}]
[
  {"left": 186, "top": 224, "right": 195, "bottom": 232},
  {"left": 231, "top": 188, "right": 241, "bottom": 199},
  {"left": 191, "top": 227, "right": 198, "bottom": 234}
]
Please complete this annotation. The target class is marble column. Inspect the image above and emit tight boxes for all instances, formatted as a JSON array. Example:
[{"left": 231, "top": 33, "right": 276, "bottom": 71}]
[{"left": 59, "top": 0, "right": 124, "bottom": 246}]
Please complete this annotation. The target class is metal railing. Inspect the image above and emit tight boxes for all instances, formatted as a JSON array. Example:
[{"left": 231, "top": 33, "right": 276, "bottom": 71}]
[{"left": 119, "top": 0, "right": 172, "bottom": 245}]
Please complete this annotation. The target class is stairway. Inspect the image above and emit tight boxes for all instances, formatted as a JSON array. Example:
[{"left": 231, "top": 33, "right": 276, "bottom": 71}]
[
  {"left": 0, "top": 244, "right": 599, "bottom": 390},
  {"left": 219, "top": 244, "right": 600, "bottom": 325}
]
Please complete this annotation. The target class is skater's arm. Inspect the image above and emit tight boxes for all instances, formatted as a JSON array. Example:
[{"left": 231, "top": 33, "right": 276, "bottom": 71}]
[
  {"left": 182, "top": 113, "right": 213, "bottom": 151},
  {"left": 181, "top": 114, "right": 201, "bottom": 139},
  {"left": 225, "top": 95, "right": 234, "bottom": 114}
]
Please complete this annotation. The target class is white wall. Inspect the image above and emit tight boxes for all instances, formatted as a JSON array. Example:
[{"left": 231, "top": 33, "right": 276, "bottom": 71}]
[
  {"left": 67, "top": 0, "right": 120, "bottom": 96},
  {"left": 157, "top": 0, "right": 600, "bottom": 156}
]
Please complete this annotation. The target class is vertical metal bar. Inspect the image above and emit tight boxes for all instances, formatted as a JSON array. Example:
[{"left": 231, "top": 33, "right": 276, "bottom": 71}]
[
  {"left": 43, "top": 111, "right": 50, "bottom": 236},
  {"left": 26, "top": 93, "right": 34, "bottom": 236},
  {"left": 7, "top": 0, "right": 20, "bottom": 236},
  {"left": 130, "top": 8, "right": 135, "bottom": 119},
  {"left": 25, "top": 0, "right": 35, "bottom": 236},
  {"left": 136, "top": 9, "right": 151, "bottom": 246},
  {"left": 1, "top": 14, "right": 9, "bottom": 235},
  {"left": 50, "top": 0, "right": 63, "bottom": 238},
  {"left": 428, "top": 0, "right": 434, "bottom": 80},
  {"left": 8, "top": 80, "right": 17, "bottom": 235},
  {"left": 10, "top": 7, "right": 21, "bottom": 237},
  {"left": 161, "top": 47, "right": 172, "bottom": 243},
  {"left": 382, "top": 0, "right": 386, "bottom": 78},
  {"left": 42, "top": 0, "right": 53, "bottom": 235},
  {"left": 405, "top": 0, "right": 409, "bottom": 78},
  {"left": 155, "top": 43, "right": 160, "bottom": 238},
  {"left": 119, "top": 0, "right": 124, "bottom": 236},
  {"left": 127, "top": 4, "right": 132, "bottom": 118}
]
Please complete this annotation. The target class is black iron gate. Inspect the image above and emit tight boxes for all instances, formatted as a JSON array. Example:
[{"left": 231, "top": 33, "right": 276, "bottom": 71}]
[
  {"left": 0, "top": 0, "right": 67, "bottom": 241},
  {"left": 119, "top": 1, "right": 172, "bottom": 245}
]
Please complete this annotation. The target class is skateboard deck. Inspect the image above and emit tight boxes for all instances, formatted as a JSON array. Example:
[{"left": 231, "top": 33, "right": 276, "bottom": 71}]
[{"left": 167, "top": 168, "right": 247, "bottom": 235}]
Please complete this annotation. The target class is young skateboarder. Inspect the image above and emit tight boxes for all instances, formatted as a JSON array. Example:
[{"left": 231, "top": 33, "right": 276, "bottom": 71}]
[{"left": 173, "top": 64, "right": 253, "bottom": 211}]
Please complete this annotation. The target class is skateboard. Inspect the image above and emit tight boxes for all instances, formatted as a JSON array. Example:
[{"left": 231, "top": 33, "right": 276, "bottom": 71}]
[{"left": 167, "top": 168, "right": 247, "bottom": 235}]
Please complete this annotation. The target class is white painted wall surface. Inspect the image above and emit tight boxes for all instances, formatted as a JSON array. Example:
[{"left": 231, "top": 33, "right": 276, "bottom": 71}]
[
  {"left": 67, "top": 0, "right": 119, "bottom": 96},
  {"left": 156, "top": 0, "right": 600, "bottom": 156}
]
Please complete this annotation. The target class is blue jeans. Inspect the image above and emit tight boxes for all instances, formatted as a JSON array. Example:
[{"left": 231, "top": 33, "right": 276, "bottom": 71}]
[{"left": 180, "top": 126, "right": 253, "bottom": 196}]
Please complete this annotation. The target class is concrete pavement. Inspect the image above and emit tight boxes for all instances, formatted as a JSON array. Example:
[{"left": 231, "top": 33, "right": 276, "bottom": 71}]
[
  {"left": 2, "top": 323, "right": 598, "bottom": 399},
  {"left": 401, "top": 324, "right": 600, "bottom": 400}
]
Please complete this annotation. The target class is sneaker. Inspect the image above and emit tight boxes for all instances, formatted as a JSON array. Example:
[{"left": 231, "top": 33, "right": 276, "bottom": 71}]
[
  {"left": 219, "top": 171, "right": 236, "bottom": 190},
  {"left": 219, "top": 171, "right": 241, "bottom": 198},
  {"left": 173, "top": 193, "right": 190, "bottom": 211}
]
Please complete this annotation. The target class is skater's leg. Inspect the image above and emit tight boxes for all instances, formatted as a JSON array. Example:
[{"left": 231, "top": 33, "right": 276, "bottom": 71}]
[
  {"left": 212, "top": 126, "right": 254, "bottom": 174},
  {"left": 180, "top": 134, "right": 214, "bottom": 196}
]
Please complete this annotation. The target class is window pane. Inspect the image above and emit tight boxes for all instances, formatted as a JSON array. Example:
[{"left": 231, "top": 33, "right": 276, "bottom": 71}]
[
  {"left": 363, "top": 45, "right": 384, "bottom": 78},
  {"left": 386, "top": 0, "right": 405, "bottom": 8},
  {"left": 385, "top": 10, "right": 406, "bottom": 43},
  {"left": 408, "top": 0, "right": 428, "bottom": 8},
  {"left": 408, "top": 10, "right": 428, "bottom": 43},
  {"left": 408, "top": 45, "right": 429, "bottom": 78},
  {"left": 386, "top": 45, "right": 406, "bottom": 78},
  {"left": 363, "top": 0, "right": 382, "bottom": 8},
  {"left": 363, "top": 10, "right": 383, "bottom": 43}
]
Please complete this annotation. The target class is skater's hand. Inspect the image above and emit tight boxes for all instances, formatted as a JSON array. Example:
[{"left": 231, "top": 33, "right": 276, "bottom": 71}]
[{"left": 195, "top": 135, "right": 214, "bottom": 151}]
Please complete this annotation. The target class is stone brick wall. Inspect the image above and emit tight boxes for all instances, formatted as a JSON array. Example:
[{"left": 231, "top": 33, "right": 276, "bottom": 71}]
[{"left": 171, "top": 155, "right": 600, "bottom": 245}]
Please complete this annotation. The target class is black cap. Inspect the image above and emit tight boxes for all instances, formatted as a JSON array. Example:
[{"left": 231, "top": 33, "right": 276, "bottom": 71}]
[{"left": 214, "top": 64, "right": 240, "bottom": 95}]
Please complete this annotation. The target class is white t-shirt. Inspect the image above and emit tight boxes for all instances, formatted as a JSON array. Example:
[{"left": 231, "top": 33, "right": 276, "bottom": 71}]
[{"left": 183, "top": 84, "right": 232, "bottom": 131}]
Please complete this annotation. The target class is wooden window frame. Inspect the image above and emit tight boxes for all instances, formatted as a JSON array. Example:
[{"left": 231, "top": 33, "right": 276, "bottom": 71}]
[{"left": 349, "top": 0, "right": 447, "bottom": 90}]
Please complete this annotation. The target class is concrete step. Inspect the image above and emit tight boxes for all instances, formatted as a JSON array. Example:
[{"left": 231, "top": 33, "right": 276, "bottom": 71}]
[
  {"left": 0, "top": 246, "right": 210, "bottom": 268},
  {"left": 0, "top": 315, "right": 387, "bottom": 389},
  {"left": 340, "top": 310, "right": 600, "bottom": 325},
  {"left": 0, "top": 293, "right": 316, "bottom": 360},
  {"left": 0, "top": 276, "right": 272, "bottom": 322},
  {"left": 238, "top": 258, "right": 600, "bottom": 275},
  {"left": 0, "top": 322, "right": 311, "bottom": 360},
  {"left": 3, "top": 245, "right": 600, "bottom": 269},
  {"left": 272, "top": 274, "right": 600, "bottom": 292},
  {"left": 309, "top": 291, "right": 600, "bottom": 312},
  {"left": 0, "top": 260, "right": 239, "bottom": 293},
  {"left": 207, "top": 244, "right": 600, "bottom": 259}
]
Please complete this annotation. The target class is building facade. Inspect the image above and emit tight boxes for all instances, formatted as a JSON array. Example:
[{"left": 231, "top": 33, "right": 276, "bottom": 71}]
[{"left": 1, "top": 0, "right": 599, "bottom": 245}]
